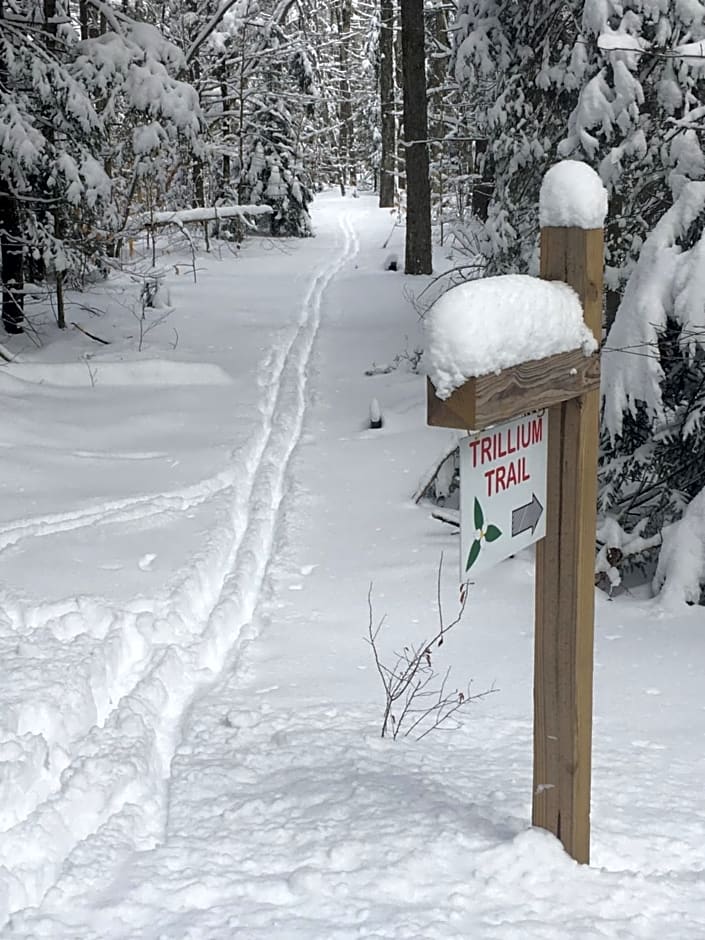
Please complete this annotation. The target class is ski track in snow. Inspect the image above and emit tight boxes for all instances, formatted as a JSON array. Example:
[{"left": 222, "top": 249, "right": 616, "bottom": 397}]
[
  {"left": 0, "top": 212, "right": 359, "bottom": 924},
  {"left": 0, "top": 471, "right": 236, "bottom": 556}
]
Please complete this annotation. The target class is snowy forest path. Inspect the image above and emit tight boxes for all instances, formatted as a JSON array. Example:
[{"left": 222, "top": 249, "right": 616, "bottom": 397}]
[
  {"left": 0, "top": 205, "right": 360, "bottom": 928},
  {"left": 5, "top": 197, "right": 704, "bottom": 940}
]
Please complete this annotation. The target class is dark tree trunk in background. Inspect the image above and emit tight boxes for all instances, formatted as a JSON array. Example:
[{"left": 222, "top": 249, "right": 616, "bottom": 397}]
[
  {"left": 0, "top": 0, "right": 24, "bottom": 333},
  {"left": 426, "top": 4, "right": 449, "bottom": 229},
  {"left": 379, "top": 0, "right": 395, "bottom": 207},
  {"left": 219, "top": 69, "right": 231, "bottom": 196},
  {"left": 401, "top": 0, "right": 432, "bottom": 274},
  {"left": 336, "top": 0, "right": 354, "bottom": 193},
  {"left": 394, "top": 12, "right": 405, "bottom": 191},
  {"left": 44, "top": 0, "right": 66, "bottom": 329},
  {"left": 79, "top": 0, "right": 89, "bottom": 38},
  {"left": 0, "top": 187, "right": 24, "bottom": 334},
  {"left": 472, "top": 138, "right": 492, "bottom": 222}
]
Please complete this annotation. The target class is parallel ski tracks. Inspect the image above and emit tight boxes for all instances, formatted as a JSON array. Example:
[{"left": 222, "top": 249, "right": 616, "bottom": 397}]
[{"left": 0, "top": 213, "right": 359, "bottom": 923}]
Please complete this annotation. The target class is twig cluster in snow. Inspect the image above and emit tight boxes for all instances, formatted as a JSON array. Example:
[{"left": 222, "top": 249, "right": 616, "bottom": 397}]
[
  {"left": 367, "top": 556, "right": 495, "bottom": 740},
  {"left": 364, "top": 337, "right": 423, "bottom": 377}
]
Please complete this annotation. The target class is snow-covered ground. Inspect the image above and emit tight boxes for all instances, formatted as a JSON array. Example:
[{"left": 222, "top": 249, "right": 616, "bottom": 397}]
[{"left": 1, "top": 194, "right": 704, "bottom": 938}]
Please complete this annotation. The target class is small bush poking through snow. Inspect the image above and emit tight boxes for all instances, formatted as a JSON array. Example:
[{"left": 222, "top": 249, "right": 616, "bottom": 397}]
[{"left": 367, "top": 556, "right": 495, "bottom": 740}]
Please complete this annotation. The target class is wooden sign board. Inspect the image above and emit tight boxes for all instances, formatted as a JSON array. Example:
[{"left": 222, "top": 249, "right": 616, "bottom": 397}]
[{"left": 427, "top": 349, "right": 599, "bottom": 432}]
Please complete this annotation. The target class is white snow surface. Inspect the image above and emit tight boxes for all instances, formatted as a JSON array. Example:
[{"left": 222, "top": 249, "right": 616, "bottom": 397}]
[
  {"left": 425, "top": 274, "right": 597, "bottom": 399},
  {"left": 539, "top": 160, "right": 609, "bottom": 229},
  {"left": 1, "top": 359, "right": 233, "bottom": 387},
  {"left": 654, "top": 485, "right": 705, "bottom": 606},
  {"left": 0, "top": 195, "right": 703, "bottom": 939}
]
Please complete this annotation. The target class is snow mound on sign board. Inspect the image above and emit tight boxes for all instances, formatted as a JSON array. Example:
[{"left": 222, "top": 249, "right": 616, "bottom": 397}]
[
  {"left": 539, "top": 160, "right": 608, "bottom": 230},
  {"left": 1, "top": 359, "right": 233, "bottom": 388},
  {"left": 424, "top": 274, "right": 597, "bottom": 400}
]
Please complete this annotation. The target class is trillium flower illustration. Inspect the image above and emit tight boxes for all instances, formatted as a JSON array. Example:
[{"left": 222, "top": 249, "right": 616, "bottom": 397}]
[{"left": 466, "top": 498, "right": 502, "bottom": 571}]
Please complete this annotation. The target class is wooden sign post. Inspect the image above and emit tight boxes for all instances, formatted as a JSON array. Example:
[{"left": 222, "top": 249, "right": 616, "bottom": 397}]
[
  {"left": 532, "top": 225, "right": 602, "bottom": 864},
  {"left": 426, "top": 182, "right": 604, "bottom": 863}
]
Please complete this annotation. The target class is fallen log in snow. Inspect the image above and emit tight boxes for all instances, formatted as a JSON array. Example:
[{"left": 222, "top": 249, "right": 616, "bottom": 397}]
[{"left": 128, "top": 204, "right": 273, "bottom": 234}]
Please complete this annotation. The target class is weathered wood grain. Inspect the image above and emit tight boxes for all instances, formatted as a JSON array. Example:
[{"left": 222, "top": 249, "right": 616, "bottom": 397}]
[
  {"left": 426, "top": 347, "right": 599, "bottom": 431},
  {"left": 532, "top": 225, "right": 602, "bottom": 865}
]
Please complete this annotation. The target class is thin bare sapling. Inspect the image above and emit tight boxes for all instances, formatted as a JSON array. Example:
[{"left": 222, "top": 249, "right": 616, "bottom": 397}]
[{"left": 367, "top": 554, "right": 495, "bottom": 740}]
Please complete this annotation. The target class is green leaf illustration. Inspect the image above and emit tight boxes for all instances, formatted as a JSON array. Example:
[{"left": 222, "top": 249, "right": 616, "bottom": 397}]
[
  {"left": 466, "top": 538, "right": 481, "bottom": 571},
  {"left": 485, "top": 524, "right": 502, "bottom": 543},
  {"left": 473, "top": 498, "right": 484, "bottom": 530}
]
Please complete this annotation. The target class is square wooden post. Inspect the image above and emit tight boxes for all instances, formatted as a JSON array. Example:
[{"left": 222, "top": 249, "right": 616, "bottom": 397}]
[{"left": 533, "top": 226, "right": 603, "bottom": 863}]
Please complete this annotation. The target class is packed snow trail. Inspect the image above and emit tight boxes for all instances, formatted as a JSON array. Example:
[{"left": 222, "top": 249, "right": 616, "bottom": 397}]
[
  {"left": 2, "top": 195, "right": 705, "bottom": 939},
  {"left": 0, "top": 207, "right": 358, "bottom": 924}
]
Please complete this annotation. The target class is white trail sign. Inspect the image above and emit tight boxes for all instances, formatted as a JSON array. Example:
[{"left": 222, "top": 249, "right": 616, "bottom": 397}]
[{"left": 459, "top": 411, "right": 548, "bottom": 579}]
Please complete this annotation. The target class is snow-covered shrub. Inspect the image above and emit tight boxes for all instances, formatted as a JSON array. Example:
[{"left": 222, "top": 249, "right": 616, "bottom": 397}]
[
  {"left": 230, "top": 16, "right": 315, "bottom": 238},
  {"left": 240, "top": 125, "right": 312, "bottom": 238}
]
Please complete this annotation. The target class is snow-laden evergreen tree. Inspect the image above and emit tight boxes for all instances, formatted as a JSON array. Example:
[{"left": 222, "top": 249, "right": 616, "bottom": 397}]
[
  {"left": 559, "top": 0, "right": 705, "bottom": 326},
  {"left": 235, "top": 5, "right": 315, "bottom": 236},
  {"left": 452, "top": 0, "right": 705, "bottom": 598},
  {"left": 0, "top": 0, "right": 111, "bottom": 331},
  {"left": 0, "top": 0, "right": 207, "bottom": 332},
  {"left": 565, "top": 1, "right": 705, "bottom": 594},
  {"left": 599, "top": 181, "right": 705, "bottom": 595},
  {"left": 596, "top": 178, "right": 705, "bottom": 599},
  {"left": 73, "top": 17, "right": 203, "bottom": 236},
  {"left": 451, "top": 1, "right": 582, "bottom": 273}
]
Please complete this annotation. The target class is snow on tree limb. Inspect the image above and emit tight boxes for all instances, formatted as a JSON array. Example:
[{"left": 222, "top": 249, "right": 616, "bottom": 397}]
[
  {"left": 602, "top": 181, "right": 705, "bottom": 439},
  {"left": 186, "top": 0, "right": 248, "bottom": 66},
  {"left": 82, "top": 0, "right": 126, "bottom": 37},
  {"left": 128, "top": 205, "right": 272, "bottom": 233}
]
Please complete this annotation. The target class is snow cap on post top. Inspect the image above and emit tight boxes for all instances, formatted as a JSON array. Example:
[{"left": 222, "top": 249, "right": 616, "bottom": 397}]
[{"left": 539, "top": 160, "right": 608, "bottom": 230}]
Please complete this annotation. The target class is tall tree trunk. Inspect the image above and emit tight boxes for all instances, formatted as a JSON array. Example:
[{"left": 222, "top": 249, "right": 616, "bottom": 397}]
[
  {"left": 471, "top": 138, "right": 492, "bottom": 222},
  {"left": 79, "top": 0, "right": 93, "bottom": 39},
  {"left": 0, "top": 0, "right": 24, "bottom": 333},
  {"left": 220, "top": 69, "right": 231, "bottom": 196},
  {"left": 379, "top": 0, "right": 395, "bottom": 207},
  {"left": 394, "top": 13, "right": 405, "bottom": 191},
  {"left": 189, "top": 53, "right": 210, "bottom": 249},
  {"left": 401, "top": 0, "right": 432, "bottom": 275},
  {"left": 426, "top": 5, "right": 449, "bottom": 227},
  {"left": 0, "top": 187, "right": 24, "bottom": 334},
  {"left": 44, "top": 0, "right": 66, "bottom": 328},
  {"left": 336, "top": 0, "right": 354, "bottom": 192}
]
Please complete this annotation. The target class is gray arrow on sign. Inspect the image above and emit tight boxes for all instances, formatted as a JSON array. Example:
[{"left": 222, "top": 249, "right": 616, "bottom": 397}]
[{"left": 511, "top": 493, "right": 544, "bottom": 537}]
